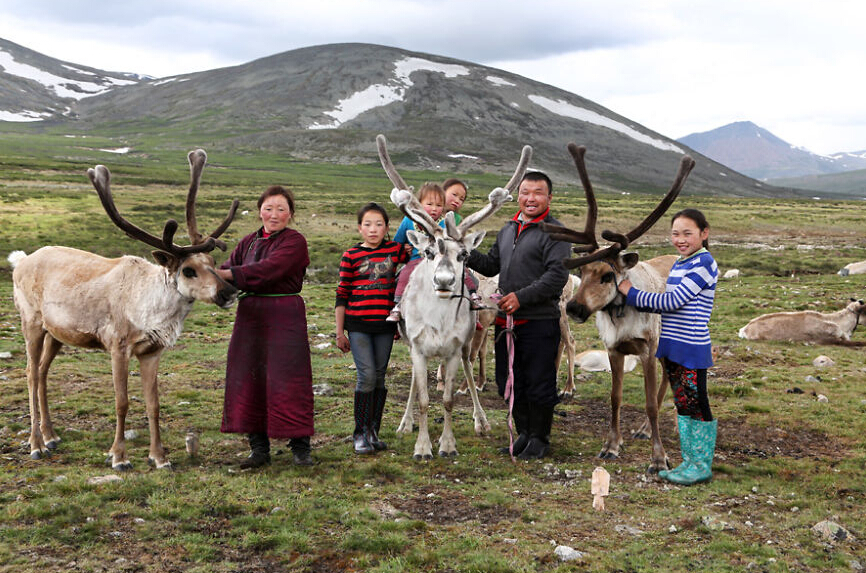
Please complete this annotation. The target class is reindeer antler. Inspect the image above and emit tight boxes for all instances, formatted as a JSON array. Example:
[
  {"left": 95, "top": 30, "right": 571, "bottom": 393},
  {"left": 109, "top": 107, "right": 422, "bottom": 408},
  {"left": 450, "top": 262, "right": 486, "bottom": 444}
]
[
  {"left": 184, "top": 149, "right": 239, "bottom": 251},
  {"left": 542, "top": 145, "right": 696, "bottom": 269},
  {"left": 88, "top": 153, "right": 239, "bottom": 257},
  {"left": 453, "top": 145, "right": 531, "bottom": 237},
  {"left": 376, "top": 134, "right": 440, "bottom": 236}
]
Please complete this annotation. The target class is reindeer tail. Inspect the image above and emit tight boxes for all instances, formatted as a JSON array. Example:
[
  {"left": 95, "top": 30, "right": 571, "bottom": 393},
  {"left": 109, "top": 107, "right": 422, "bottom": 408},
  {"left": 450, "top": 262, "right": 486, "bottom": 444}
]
[{"left": 7, "top": 250, "right": 27, "bottom": 269}]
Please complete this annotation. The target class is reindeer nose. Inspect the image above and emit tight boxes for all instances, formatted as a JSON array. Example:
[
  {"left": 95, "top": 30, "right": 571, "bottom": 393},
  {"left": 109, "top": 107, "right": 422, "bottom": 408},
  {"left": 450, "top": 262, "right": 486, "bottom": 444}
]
[{"left": 566, "top": 301, "right": 590, "bottom": 323}]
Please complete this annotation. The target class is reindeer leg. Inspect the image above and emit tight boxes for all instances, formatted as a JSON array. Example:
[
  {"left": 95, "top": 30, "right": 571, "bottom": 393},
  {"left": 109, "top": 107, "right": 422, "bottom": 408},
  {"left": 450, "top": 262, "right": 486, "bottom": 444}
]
[
  {"left": 599, "top": 352, "right": 625, "bottom": 460},
  {"left": 396, "top": 368, "right": 416, "bottom": 435},
  {"left": 462, "top": 352, "right": 490, "bottom": 435},
  {"left": 641, "top": 353, "right": 669, "bottom": 474},
  {"left": 36, "top": 334, "right": 63, "bottom": 450},
  {"left": 410, "top": 353, "right": 433, "bottom": 460},
  {"left": 436, "top": 363, "right": 445, "bottom": 392},
  {"left": 23, "top": 322, "right": 49, "bottom": 459},
  {"left": 635, "top": 358, "right": 670, "bottom": 439},
  {"left": 108, "top": 350, "right": 133, "bottom": 471},
  {"left": 138, "top": 351, "right": 170, "bottom": 469},
  {"left": 438, "top": 356, "right": 460, "bottom": 457},
  {"left": 476, "top": 329, "right": 488, "bottom": 392}
]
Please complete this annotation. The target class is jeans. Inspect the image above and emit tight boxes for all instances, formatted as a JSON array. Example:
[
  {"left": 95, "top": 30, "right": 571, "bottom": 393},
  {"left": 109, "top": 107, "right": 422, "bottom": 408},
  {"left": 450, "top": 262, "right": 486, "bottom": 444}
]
[{"left": 348, "top": 330, "right": 395, "bottom": 392}]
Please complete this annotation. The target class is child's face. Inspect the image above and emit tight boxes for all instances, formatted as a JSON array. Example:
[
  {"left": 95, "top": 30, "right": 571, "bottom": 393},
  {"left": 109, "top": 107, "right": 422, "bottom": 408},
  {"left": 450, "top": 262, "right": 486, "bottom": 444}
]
[
  {"left": 358, "top": 210, "right": 387, "bottom": 247},
  {"left": 670, "top": 216, "right": 708, "bottom": 258},
  {"left": 444, "top": 184, "right": 466, "bottom": 213},
  {"left": 420, "top": 194, "right": 444, "bottom": 221}
]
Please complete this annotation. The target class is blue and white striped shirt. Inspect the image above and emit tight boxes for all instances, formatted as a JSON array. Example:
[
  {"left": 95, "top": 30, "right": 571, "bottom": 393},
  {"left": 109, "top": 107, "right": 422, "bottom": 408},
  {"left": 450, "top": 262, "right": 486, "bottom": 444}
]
[{"left": 625, "top": 249, "right": 718, "bottom": 369}]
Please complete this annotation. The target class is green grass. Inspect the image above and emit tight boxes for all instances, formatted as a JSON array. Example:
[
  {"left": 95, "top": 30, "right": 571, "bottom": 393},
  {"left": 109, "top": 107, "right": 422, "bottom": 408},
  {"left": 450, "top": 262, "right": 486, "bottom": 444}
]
[{"left": 1, "top": 134, "right": 865, "bottom": 571}]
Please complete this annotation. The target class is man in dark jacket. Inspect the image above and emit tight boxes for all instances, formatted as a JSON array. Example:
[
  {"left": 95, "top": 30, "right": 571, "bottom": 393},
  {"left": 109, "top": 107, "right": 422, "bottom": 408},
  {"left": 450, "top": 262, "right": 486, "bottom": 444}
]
[{"left": 468, "top": 171, "right": 570, "bottom": 459}]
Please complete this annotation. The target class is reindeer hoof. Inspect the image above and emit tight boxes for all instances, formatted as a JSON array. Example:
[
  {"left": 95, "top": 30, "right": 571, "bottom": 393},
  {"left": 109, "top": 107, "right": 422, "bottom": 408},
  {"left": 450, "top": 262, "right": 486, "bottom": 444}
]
[
  {"left": 558, "top": 392, "right": 573, "bottom": 402},
  {"left": 413, "top": 453, "right": 433, "bottom": 461},
  {"left": 149, "top": 458, "right": 173, "bottom": 470},
  {"left": 30, "top": 450, "right": 47, "bottom": 460},
  {"left": 632, "top": 431, "right": 651, "bottom": 440},
  {"left": 45, "top": 439, "right": 61, "bottom": 450},
  {"left": 439, "top": 450, "right": 458, "bottom": 458},
  {"left": 113, "top": 461, "right": 134, "bottom": 472},
  {"left": 598, "top": 451, "right": 619, "bottom": 460},
  {"left": 455, "top": 389, "right": 467, "bottom": 396}
]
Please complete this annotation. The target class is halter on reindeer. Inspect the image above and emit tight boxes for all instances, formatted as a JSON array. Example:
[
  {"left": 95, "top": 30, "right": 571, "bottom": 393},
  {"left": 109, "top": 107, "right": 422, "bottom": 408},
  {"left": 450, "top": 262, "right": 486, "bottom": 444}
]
[{"left": 376, "top": 134, "right": 531, "bottom": 459}]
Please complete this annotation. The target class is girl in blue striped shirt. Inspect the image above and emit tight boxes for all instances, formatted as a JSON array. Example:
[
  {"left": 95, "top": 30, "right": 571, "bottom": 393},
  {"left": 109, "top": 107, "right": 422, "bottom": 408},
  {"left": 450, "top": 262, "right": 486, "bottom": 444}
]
[{"left": 617, "top": 208, "right": 719, "bottom": 485}]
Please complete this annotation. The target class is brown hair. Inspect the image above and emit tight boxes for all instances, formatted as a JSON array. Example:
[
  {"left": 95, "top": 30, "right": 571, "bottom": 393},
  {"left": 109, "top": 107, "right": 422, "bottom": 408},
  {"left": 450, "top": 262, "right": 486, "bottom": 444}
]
[
  {"left": 417, "top": 182, "right": 445, "bottom": 205},
  {"left": 257, "top": 185, "right": 295, "bottom": 215}
]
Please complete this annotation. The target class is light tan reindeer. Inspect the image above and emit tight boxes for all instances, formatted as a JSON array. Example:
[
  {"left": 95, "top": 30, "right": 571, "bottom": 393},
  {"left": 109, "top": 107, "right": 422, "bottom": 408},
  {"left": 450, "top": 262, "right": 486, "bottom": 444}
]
[
  {"left": 542, "top": 143, "right": 694, "bottom": 473},
  {"left": 10, "top": 150, "right": 238, "bottom": 470},
  {"left": 377, "top": 134, "right": 531, "bottom": 459},
  {"left": 739, "top": 298, "right": 866, "bottom": 345}
]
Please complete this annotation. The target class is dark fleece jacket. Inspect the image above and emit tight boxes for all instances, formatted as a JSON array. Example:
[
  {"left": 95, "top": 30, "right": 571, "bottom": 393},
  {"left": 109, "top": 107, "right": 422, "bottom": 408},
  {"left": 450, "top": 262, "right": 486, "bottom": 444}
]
[{"left": 468, "top": 211, "right": 570, "bottom": 320}]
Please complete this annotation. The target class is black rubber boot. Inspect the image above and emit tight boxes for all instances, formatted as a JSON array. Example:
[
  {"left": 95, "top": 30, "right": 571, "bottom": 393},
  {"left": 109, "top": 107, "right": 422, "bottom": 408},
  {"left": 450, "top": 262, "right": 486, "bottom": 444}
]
[
  {"left": 517, "top": 404, "right": 554, "bottom": 460},
  {"left": 289, "top": 436, "right": 313, "bottom": 466},
  {"left": 353, "top": 391, "right": 375, "bottom": 454},
  {"left": 370, "top": 387, "right": 388, "bottom": 451},
  {"left": 240, "top": 432, "right": 271, "bottom": 469},
  {"left": 499, "top": 399, "right": 530, "bottom": 456}
]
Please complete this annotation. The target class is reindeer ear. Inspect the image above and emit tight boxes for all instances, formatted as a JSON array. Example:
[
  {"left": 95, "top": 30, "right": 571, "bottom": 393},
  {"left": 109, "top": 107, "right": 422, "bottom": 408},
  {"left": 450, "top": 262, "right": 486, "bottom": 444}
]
[
  {"left": 465, "top": 230, "right": 486, "bottom": 250},
  {"left": 405, "top": 230, "right": 426, "bottom": 251},
  {"left": 152, "top": 250, "right": 180, "bottom": 269},
  {"left": 622, "top": 252, "right": 640, "bottom": 269}
]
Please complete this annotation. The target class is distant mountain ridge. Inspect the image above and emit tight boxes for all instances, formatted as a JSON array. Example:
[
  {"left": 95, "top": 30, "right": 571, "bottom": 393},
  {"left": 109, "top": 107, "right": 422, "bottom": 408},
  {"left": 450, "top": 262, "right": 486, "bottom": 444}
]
[
  {"left": 0, "top": 37, "right": 850, "bottom": 198},
  {"left": 678, "top": 121, "right": 866, "bottom": 180}
]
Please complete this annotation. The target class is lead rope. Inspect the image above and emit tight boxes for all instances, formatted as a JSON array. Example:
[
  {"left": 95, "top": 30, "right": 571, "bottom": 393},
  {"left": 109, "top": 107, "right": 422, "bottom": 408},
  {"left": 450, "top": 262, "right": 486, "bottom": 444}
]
[{"left": 491, "top": 292, "right": 517, "bottom": 461}]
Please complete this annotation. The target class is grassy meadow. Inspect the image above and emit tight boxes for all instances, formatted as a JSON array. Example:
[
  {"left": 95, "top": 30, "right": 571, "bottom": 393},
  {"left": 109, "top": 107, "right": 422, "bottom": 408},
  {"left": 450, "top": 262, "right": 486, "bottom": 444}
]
[{"left": 1, "top": 137, "right": 865, "bottom": 572}]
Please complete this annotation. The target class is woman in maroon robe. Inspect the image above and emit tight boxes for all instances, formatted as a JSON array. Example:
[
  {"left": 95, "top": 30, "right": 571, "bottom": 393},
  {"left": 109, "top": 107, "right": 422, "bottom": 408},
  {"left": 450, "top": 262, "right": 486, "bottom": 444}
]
[{"left": 216, "top": 185, "right": 314, "bottom": 467}]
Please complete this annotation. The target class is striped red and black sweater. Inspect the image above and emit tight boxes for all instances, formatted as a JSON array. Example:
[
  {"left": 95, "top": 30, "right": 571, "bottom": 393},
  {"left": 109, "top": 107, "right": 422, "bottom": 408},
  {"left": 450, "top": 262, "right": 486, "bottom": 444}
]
[{"left": 335, "top": 240, "right": 410, "bottom": 333}]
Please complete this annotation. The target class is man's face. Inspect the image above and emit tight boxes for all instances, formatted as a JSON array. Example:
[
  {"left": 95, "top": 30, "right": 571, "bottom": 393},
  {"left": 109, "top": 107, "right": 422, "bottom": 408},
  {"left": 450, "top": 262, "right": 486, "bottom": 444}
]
[{"left": 517, "top": 178, "right": 551, "bottom": 219}]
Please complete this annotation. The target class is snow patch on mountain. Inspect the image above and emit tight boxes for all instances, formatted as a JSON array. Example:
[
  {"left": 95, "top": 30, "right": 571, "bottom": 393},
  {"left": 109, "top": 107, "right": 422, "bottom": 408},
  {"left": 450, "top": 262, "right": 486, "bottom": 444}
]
[
  {"left": 309, "top": 57, "right": 469, "bottom": 129},
  {"left": 528, "top": 95, "right": 683, "bottom": 153}
]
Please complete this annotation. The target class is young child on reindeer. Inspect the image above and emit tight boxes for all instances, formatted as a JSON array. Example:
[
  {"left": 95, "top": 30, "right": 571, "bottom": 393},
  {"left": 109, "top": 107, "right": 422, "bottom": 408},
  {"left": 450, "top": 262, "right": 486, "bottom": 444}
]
[
  {"left": 387, "top": 182, "right": 483, "bottom": 322},
  {"left": 335, "top": 202, "right": 410, "bottom": 454},
  {"left": 617, "top": 208, "right": 719, "bottom": 485}
]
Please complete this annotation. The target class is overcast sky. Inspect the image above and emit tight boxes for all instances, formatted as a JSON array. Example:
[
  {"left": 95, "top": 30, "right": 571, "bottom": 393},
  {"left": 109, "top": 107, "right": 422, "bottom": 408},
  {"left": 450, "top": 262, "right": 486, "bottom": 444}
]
[{"left": 1, "top": 0, "right": 863, "bottom": 155}]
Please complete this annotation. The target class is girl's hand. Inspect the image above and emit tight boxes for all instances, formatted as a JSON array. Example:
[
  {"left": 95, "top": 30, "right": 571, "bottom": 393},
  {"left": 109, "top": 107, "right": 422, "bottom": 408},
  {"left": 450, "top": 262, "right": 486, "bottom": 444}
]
[
  {"left": 617, "top": 279, "right": 632, "bottom": 296},
  {"left": 336, "top": 333, "right": 350, "bottom": 353}
]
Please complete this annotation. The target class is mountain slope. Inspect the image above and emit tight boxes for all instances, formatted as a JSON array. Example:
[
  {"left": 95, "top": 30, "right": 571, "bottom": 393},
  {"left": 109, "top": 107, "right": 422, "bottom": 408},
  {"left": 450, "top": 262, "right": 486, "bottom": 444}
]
[
  {"left": 678, "top": 121, "right": 866, "bottom": 180},
  {"left": 0, "top": 40, "right": 806, "bottom": 198}
]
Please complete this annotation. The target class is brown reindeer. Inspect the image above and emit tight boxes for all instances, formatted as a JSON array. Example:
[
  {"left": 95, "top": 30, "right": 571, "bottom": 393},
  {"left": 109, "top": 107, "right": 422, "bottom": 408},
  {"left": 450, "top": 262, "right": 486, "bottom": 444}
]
[
  {"left": 542, "top": 143, "right": 694, "bottom": 473},
  {"left": 10, "top": 150, "right": 239, "bottom": 470}
]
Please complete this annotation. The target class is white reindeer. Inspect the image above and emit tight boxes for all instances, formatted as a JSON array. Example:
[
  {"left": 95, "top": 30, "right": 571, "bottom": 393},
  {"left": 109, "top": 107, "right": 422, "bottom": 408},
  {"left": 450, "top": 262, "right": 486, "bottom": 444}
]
[
  {"left": 838, "top": 261, "right": 866, "bottom": 276},
  {"left": 543, "top": 143, "right": 695, "bottom": 473},
  {"left": 10, "top": 150, "right": 238, "bottom": 470},
  {"left": 739, "top": 298, "right": 866, "bottom": 345},
  {"left": 376, "top": 134, "right": 531, "bottom": 459}
]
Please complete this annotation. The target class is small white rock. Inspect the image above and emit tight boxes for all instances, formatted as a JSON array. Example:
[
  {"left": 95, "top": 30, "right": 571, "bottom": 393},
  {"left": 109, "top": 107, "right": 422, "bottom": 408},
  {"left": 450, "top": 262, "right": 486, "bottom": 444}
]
[
  {"left": 817, "top": 394, "right": 829, "bottom": 403},
  {"left": 554, "top": 545, "right": 585, "bottom": 562},
  {"left": 669, "top": 525, "right": 678, "bottom": 533},
  {"left": 123, "top": 429, "right": 138, "bottom": 440},
  {"left": 0, "top": 351, "right": 12, "bottom": 359},
  {"left": 87, "top": 474, "right": 123, "bottom": 485},
  {"left": 812, "top": 355, "right": 835, "bottom": 368}
]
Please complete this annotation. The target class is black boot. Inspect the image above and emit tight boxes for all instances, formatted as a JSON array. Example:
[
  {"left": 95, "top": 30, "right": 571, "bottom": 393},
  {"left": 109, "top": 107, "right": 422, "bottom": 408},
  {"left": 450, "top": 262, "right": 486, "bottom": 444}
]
[
  {"left": 370, "top": 387, "right": 388, "bottom": 451},
  {"left": 517, "top": 404, "right": 554, "bottom": 460},
  {"left": 240, "top": 432, "right": 271, "bottom": 469},
  {"left": 353, "top": 390, "right": 375, "bottom": 454},
  {"left": 289, "top": 436, "right": 313, "bottom": 466},
  {"left": 499, "top": 399, "right": 530, "bottom": 456}
]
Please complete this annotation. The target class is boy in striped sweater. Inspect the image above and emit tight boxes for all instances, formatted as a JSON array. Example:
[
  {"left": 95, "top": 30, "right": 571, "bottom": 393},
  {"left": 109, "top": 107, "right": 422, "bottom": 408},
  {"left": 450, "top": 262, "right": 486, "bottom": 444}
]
[
  {"left": 617, "top": 208, "right": 719, "bottom": 485},
  {"left": 335, "top": 203, "right": 410, "bottom": 454}
]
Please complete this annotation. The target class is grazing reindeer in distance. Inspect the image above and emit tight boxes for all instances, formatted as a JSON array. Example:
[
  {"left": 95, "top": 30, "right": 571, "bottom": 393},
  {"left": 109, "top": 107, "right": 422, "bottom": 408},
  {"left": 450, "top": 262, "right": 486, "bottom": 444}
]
[
  {"left": 739, "top": 298, "right": 866, "bottom": 345},
  {"left": 377, "top": 134, "right": 531, "bottom": 459},
  {"left": 542, "top": 143, "right": 695, "bottom": 474},
  {"left": 10, "top": 150, "right": 239, "bottom": 470}
]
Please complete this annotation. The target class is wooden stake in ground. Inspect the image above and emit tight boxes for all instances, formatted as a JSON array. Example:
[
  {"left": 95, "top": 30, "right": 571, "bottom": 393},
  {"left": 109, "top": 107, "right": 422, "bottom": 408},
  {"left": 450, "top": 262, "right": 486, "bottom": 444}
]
[{"left": 591, "top": 467, "right": 610, "bottom": 511}]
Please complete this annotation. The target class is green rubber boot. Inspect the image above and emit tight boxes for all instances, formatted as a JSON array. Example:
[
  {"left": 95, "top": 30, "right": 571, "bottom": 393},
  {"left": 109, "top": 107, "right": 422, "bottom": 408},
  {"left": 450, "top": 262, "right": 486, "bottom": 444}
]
[
  {"left": 665, "top": 418, "right": 717, "bottom": 485},
  {"left": 658, "top": 415, "right": 692, "bottom": 481}
]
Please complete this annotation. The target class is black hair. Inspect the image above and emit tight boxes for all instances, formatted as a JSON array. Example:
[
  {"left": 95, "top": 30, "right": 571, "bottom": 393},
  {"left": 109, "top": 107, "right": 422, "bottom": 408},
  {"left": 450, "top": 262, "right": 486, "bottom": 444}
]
[
  {"left": 671, "top": 208, "right": 710, "bottom": 250},
  {"left": 521, "top": 170, "right": 553, "bottom": 194},
  {"left": 257, "top": 185, "right": 295, "bottom": 212},
  {"left": 357, "top": 201, "right": 390, "bottom": 226}
]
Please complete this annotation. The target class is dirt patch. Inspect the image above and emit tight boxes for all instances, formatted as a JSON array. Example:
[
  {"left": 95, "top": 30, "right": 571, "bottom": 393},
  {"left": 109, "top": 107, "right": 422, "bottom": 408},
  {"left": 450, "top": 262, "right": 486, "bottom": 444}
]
[{"left": 389, "top": 484, "right": 521, "bottom": 525}]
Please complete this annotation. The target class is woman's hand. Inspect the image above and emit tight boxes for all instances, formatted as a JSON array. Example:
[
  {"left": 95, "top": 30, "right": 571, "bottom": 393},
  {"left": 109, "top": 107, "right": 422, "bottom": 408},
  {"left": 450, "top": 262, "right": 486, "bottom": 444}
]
[
  {"left": 336, "top": 333, "right": 350, "bottom": 353},
  {"left": 617, "top": 279, "right": 632, "bottom": 296}
]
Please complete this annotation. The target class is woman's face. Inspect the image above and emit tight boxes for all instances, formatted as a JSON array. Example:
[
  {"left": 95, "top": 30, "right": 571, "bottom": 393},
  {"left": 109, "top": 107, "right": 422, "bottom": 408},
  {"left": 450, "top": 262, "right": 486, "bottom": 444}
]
[
  {"left": 670, "top": 215, "right": 708, "bottom": 258},
  {"left": 444, "top": 183, "right": 466, "bottom": 213},
  {"left": 358, "top": 210, "right": 387, "bottom": 248},
  {"left": 259, "top": 194, "right": 292, "bottom": 233}
]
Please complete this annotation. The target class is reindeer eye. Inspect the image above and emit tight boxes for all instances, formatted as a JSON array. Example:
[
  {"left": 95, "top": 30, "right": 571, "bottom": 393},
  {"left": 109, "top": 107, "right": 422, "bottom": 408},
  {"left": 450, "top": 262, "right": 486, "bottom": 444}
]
[
  {"left": 182, "top": 267, "right": 197, "bottom": 278},
  {"left": 601, "top": 272, "right": 615, "bottom": 284},
  {"left": 456, "top": 250, "right": 468, "bottom": 262},
  {"left": 425, "top": 248, "right": 435, "bottom": 260}
]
